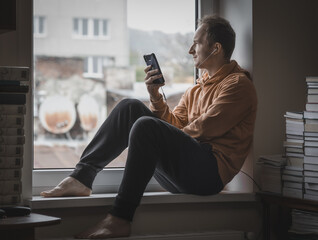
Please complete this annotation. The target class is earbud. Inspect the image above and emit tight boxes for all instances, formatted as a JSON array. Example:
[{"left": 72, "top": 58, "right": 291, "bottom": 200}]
[{"left": 197, "top": 48, "right": 217, "bottom": 68}]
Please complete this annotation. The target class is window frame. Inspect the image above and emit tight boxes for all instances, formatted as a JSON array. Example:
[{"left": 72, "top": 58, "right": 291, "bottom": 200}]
[
  {"left": 32, "top": 0, "right": 199, "bottom": 196},
  {"left": 34, "top": 15, "right": 47, "bottom": 38},
  {"left": 72, "top": 17, "right": 110, "bottom": 40}
]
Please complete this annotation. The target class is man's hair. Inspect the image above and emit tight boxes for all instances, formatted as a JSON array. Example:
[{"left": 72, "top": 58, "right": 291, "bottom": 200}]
[{"left": 198, "top": 15, "right": 236, "bottom": 60}]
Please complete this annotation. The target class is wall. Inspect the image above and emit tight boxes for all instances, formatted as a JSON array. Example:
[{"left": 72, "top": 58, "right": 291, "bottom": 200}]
[
  {"left": 0, "top": 0, "right": 264, "bottom": 238},
  {"left": 253, "top": 0, "right": 318, "bottom": 173},
  {"left": 34, "top": 0, "right": 129, "bottom": 66},
  {"left": 253, "top": 0, "right": 318, "bottom": 238},
  {"left": 0, "top": 0, "right": 33, "bottom": 201},
  {"left": 218, "top": 0, "right": 254, "bottom": 192}
]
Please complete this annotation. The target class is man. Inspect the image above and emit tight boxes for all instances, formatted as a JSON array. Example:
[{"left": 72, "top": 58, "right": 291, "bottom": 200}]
[{"left": 41, "top": 15, "right": 257, "bottom": 239}]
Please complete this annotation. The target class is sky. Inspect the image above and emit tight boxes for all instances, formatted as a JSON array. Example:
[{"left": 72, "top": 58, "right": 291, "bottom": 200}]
[{"left": 127, "top": 0, "right": 195, "bottom": 34}]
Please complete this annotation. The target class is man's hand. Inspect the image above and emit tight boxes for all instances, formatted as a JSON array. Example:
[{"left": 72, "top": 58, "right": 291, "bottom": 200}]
[{"left": 144, "top": 65, "right": 165, "bottom": 101}]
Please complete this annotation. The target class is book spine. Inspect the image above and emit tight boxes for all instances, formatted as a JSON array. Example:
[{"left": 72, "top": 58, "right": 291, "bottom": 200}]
[
  {"left": 0, "top": 66, "right": 30, "bottom": 81},
  {"left": 0, "top": 105, "right": 26, "bottom": 115},
  {"left": 0, "top": 115, "right": 24, "bottom": 128},
  {"left": 0, "top": 194, "right": 21, "bottom": 205},
  {"left": 0, "top": 136, "right": 25, "bottom": 145},
  {"left": 0, "top": 145, "right": 24, "bottom": 157},
  {"left": 0, "top": 169, "right": 21, "bottom": 180},
  {"left": 0, "top": 180, "right": 22, "bottom": 195},
  {"left": 0, "top": 94, "right": 26, "bottom": 105},
  {"left": 0, "top": 128, "right": 24, "bottom": 136},
  {"left": 0, "top": 80, "right": 20, "bottom": 86},
  {"left": 0, "top": 157, "right": 23, "bottom": 168},
  {"left": 0, "top": 85, "right": 29, "bottom": 93}
]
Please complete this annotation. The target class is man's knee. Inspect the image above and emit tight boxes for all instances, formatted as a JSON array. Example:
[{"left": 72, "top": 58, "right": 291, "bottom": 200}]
[
  {"left": 130, "top": 116, "right": 159, "bottom": 139},
  {"left": 117, "top": 98, "right": 144, "bottom": 109}
]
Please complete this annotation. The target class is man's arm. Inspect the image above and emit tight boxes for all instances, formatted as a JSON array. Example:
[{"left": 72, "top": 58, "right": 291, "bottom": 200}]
[
  {"left": 183, "top": 77, "right": 257, "bottom": 140},
  {"left": 144, "top": 65, "right": 189, "bottom": 129},
  {"left": 149, "top": 91, "right": 189, "bottom": 129}
]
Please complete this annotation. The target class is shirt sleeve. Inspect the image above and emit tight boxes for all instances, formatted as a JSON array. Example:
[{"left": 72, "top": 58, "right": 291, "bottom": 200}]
[
  {"left": 149, "top": 91, "right": 189, "bottom": 129},
  {"left": 182, "top": 77, "right": 256, "bottom": 140}
]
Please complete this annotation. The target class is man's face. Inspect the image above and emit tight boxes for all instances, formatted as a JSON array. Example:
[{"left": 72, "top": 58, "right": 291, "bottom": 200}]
[{"left": 188, "top": 24, "right": 213, "bottom": 69}]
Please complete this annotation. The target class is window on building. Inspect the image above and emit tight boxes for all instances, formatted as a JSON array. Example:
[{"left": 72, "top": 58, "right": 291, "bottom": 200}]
[
  {"left": 73, "top": 18, "right": 109, "bottom": 39},
  {"left": 83, "top": 56, "right": 114, "bottom": 78},
  {"left": 34, "top": 16, "right": 46, "bottom": 37},
  {"left": 33, "top": 0, "right": 196, "bottom": 194}
]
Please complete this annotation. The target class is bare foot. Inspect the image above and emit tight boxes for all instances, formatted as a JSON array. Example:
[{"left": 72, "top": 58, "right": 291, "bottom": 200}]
[
  {"left": 75, "top": 214, "right": 131, "bottom": 239},
  {"left": 40, "top": 177, "right": 92, "bottom": 197}
]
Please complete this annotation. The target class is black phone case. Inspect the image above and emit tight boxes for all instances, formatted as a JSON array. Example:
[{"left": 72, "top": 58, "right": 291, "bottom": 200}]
[{"left": 143, "top": 53, "right": 165, "bottom": 84}]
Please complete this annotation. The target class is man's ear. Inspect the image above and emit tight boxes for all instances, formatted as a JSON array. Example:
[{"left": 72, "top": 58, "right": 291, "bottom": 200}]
[{"left": 213, "top": 42, "right": 222, "bottom": 54}]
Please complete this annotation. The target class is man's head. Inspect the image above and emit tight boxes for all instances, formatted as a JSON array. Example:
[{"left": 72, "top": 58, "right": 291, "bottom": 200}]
[
  {"left": 199, "top": 16, "right": 236, "bottom": 60},
  {"left": 189, "top": 15, "right": 236, "bottom": 70}
]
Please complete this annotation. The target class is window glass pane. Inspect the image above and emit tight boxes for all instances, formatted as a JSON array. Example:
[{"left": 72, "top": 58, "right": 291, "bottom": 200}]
[
  {"left": 84, "top": 57, "right": 89, "bottom": 73},
  {"left": 93, "top": 56, "right": 98, "bottom": 73},
  {"left": 103, "top": 19, "right": 107, "bottom": 36},
  {"left": 82, "top": 18, "right": 88, "bottom": 36},
  {"left": 94, "top": 19, "right": 99, "bottom": 36},
  {"left": 73, "top": 18, "right": 79, "bottom": 34},
  {"left": 39, "top": 16, "right": 44, "bottom": 34},
  {"left": 33, "top": 0, "right": 195, "bottom": 169},
  {"left": 33, "top": 17, "right": 37, "bottom": 34}
]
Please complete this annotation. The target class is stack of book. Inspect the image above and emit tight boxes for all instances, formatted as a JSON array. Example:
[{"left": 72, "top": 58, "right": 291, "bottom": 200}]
[
  {"left": 283, "top": 111, "right": 304, "bottom": 199},
  {"left": 303, "top": 76, "right": 318, "bottom": 201},
  {"left": 0, "top": 66, "right": 29, "bottom": 205},
  {"left": 288, "top": 209, "right": 318, "bottom": 239},
  {"left": 258, "top": 155, "right": 286, "bottom": 194}
]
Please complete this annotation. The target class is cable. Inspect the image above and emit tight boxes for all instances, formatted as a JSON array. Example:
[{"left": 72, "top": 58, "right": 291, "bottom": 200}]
[
  {"left": 239, "top": 169, "right": 262, "bottom": 191},
  {"left": 161, "top": 87, "right": 167, "bottom": 102}
]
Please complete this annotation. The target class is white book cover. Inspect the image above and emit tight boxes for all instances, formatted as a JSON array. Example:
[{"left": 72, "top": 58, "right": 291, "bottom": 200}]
[
  {"left": 304, "top": 176, "right": 318, "bottom": 184},
  {"left": 304, "top": 146, "right": 318, "bottom": 156},
  {"left": 304, "top": 131, "right": 318, "bottom": 137},
  {"left": 305, "top": 182, "right": 318, "bottom": 191},
  {"left": 304, "top": 111, "right": 318, "bottom": 119},
  {"left": 284, "top": 112, "right": 303, "bottom": 119},
  {"left": 283, "top": 181, "right": 303, "bottom": 189},
  {"left": 285, "top": 147, "right": 303, "bottom": 153},
  {"left": 305, "top": 189, "right": 318, "bottom": 196},
  {"left": 305, "top": 123, "right": 318, "bottom": 132},
  {"left": 306, "top": 76, "right": 318, "bottom": 82},
  {"left": 283, "top": 169, "right": 303, "bottom": 176},
  {"left": 304, "top": 156, "right": 318, "bottom": 164},
  {"left": 282, "top": 174, "right": 303, "bottom": 182},
  {"left": 304, "top": 163, "right": 318, "bottom": 171},
  {"left": 304, "top": 171, "right": 318, "bottom": 177},
  {"left": 307, "top": 95, "right": 318, "bottom": 103},
  {"left": 304, "top": 140, "right": 318, "bottom": 147},
  {"left": 303, "top": 193, "right": 318, "bottom": 201},
  {"left": 283, "top": 187, "right": 303, "bottom": 199}
]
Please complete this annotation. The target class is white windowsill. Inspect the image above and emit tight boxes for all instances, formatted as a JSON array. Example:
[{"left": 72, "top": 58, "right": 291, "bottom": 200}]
[{"left": 27, "top": 191, "right": 257, "bottom": 210}]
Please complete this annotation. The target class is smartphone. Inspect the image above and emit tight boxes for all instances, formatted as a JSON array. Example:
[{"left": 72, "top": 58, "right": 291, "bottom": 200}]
[{"left": 143, "top": 53, "right": 165, "bottom": 84}]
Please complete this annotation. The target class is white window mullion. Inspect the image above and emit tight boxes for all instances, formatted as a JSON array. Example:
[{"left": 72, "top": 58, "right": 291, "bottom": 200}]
[
  {"left": 78, "top": 18, "right": 83, "bottom": 36},
  {"left": 99, "top": 19, "right": 103, "bottom": 37},
  {"left": 88, "top": 19, "right": 93, "bottom": 37}
]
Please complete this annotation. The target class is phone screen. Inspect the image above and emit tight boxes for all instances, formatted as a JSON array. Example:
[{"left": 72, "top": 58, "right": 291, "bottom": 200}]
[{"left": 143, "top": 53, "right": 165, "bottom": 84}]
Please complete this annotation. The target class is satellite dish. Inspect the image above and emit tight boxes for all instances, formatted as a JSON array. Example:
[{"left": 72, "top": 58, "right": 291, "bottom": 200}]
[
  {"left": 39, "top": 95, "right": 76, "bottom": 134},
  {"left": 77, "top": 95, "right": 99, "bottom": 132}
]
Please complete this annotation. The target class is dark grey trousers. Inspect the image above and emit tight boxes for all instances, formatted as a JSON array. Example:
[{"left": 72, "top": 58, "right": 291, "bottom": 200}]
[{"left": 70, "top": 98, "right": 223, "bottom": 221}]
